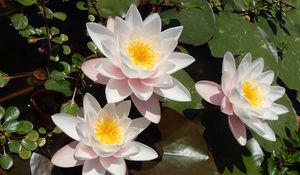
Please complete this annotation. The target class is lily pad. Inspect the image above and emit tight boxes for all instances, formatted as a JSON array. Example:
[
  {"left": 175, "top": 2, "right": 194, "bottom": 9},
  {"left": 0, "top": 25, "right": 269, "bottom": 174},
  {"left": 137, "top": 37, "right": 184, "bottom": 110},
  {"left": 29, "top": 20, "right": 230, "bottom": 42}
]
[
  {"left": 44, "top": 79, "right": 72, "bottom": 96},
  {"left": 11, "top": 13, "right": 28, "bottom": 30},
  {"left": 0, "top": 153, "right": 13, "bottom": 170},
  {"left": 4, "top": 106, "right": 20, "bottom": 122},
  {"left": 8, "top": 140, "right": 22, "bottom": 153},
  {"left": 60, "top": 100, "right": 79, "bottom": 116}
]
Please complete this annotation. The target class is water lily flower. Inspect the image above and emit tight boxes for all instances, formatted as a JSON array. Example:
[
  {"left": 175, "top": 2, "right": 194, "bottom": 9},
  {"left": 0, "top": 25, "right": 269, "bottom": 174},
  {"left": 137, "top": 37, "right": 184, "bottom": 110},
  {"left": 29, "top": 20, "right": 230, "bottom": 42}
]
[
  {"left": 81, "top": 4, "right": 195, "bottom": 123},
  {"left": 195, "top": 52, "right": 288, "bottom": 146},
  {"left": 51, "top": 93, "right": 158, "bottom": 175}
]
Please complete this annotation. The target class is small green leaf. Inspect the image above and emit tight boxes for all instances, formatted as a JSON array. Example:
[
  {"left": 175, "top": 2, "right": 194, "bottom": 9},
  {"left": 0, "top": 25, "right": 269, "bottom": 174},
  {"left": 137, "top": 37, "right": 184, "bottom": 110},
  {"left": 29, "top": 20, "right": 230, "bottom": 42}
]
[
  {"left": 3, "top": 120, "right": 20, "bottom": 133},
  {"left": 15, "top": 0, "right": 36, "bottom": 6},
  {"left": 60, "top": 34, "right": 68, "bottom": 42},
  {"left": 4, "top": 106, "right": 20, "bottom": 122},
  {"left": 76, "top": 1, "right": 88, "bottom": 10},
  {"left": 53, "top": 12, "right": 67, "bottom": 21},
  {"left": 50, "top": 70, "right": 66, "bottom": 81},
  {"left": 38, "top": 127, "right": 46, "bottom": 134},
  {"left": 50, "top": 26, "right": 60, "bottom": 35},
  {"left": 0, "top": 153, "right": 13, "bottom": 170},
  {"left": 71, "top": 53, "right": 84, "bottom": 66},
  {"left": 87, "top": 41, "right": 98, "bottom": 53},
  {"left": 0, "top": 106, "right": 5, "bottom": 120},
  {"left": 0, "top": 70, "right": 9, "bottom": 88},
  {"left": 51, "top": 36, "right": 63, "bottom": 44},
  {"left": 39, "top": 6, "right": 53, "bottom": 19},
  {"left": 17, "top": 120, "right": 33, "bottom": 134},
  {"left": 52, "top": 127, "right": 62, "bottom": 134},
  {"left": 0, "top": 135, "right": 6, "bottom": 145},
  {"left": 8, "top": 140, "right": 22, "bottom": 153},
  {"left": 62, "top": 45, "right": 71, "bottom": 55},
  {"left": 50, "top": 55, "right": 60, "bottom": 62},
  {"left": 88, "top": 14, "right": 95, "bottom": 22},
  {"left": 25, "top": 130, "right": 39, "bottom": 141},
  {"left": 59, "top": 61, "right": 71, "bottom": 75},
  {"left": 21, "top": 139, "right": 38, "bottom": 151},
  {"left": 19, "top": 148, "right": 31, "bottom": 160},
  {"left": 45, "top": 79, "right": 72, "bottom": 96},
  {"left": 60, "top": 101, "right": 79, "bottom": 116},
  {"left": 37, "top": 137, "right": 46, "bottom": 147},
  {"left": 11, "top": 13, "right": 28, "bottom": 30}
]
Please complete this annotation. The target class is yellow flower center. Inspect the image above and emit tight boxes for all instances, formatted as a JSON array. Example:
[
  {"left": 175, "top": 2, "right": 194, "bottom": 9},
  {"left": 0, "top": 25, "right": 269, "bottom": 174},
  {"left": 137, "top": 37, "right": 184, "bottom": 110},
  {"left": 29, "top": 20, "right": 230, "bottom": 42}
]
[
  {"left": 127, "top": 39, "right": 156, "bottom": 71},
  {"left": 241, "top": 80, "right": 263, "bottom": 108},
  {"left": 94, "top": 118, "right": 122, "bottom": 145}
]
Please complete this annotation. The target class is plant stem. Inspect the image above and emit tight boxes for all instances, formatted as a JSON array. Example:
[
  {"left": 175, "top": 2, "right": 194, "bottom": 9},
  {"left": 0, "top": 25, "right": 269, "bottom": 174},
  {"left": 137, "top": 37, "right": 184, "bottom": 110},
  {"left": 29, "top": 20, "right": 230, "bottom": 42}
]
[{"left": 71, "top": 85, "right": 77, "bottom": 103}]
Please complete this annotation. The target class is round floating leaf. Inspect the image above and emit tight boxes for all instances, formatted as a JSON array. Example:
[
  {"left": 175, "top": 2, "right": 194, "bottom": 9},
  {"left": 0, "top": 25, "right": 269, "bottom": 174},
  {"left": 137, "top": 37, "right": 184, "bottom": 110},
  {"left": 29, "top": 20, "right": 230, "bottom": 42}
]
[
  {"left": 161, "top": 0, "right": 216, "bottom": 46},
  {"left": 59, "top": 61, "right": 71, "bottom": 75},
  {"left": 25, "top": 130, "right": 39, "bottom": 142},
  {"left": 87, "top": 41, "right": 98, "bottom": 53},
  {"left": 0, "top": 153, "right": 13, "bottom": 170},
  {"left": 71, "top": 53, "right": 84, "bottom": 66},
  {"left": 15, "top": 0, "right": 36, "bottom": 6},
  {"left": 11, "top": 13, "right": 28, "bottom": 30},
  {"left": 60, "top": 101, "right": 79, "bottom": 116},
  {"left": 39, "top": 6, "right": 53, "bottom": 19},
  {"left": 50, "top": 70, "right": 66, "bottom": 81},
  {"left": 208, "top": 12, "right": 279, "bottom": 73},
  {"left": 8, "top": 140, "right": 22, "bottom": 153},
  {"left": 62, "top": 45, "right": 71, "bottom": 55},
  {"left": 44, "top": 79, "right": 72, "bottom": 96},
  {"left": 76, "top": 1, "right": 88, "bottom": 10},
  {"left": 60, "top": 34, "right": 68, "bottom": 42},
  {"left": 53, "top": 12, "right": 67, "bottom": 21},
  {"left": 37, "top": 137, "right": 46, "bottom": 147},
  {"left": 3, "top": 120, "right": 20, "bottom": 133},
  {"left": 4, "top": 106, "right": 20, "bottom": 122},
  {"left": 0, "top": 70, "right": 9, "bottom": 88},
  {"left": 19, "top": 148, "right": 31, "bottom": 160},
  {"left": 21, "top": 139, "right": 38, "bottom": 151},
  {"left": 88, "top": 14, "right": 95, "bottom": 22},
  {"left": 0, "top": 135, "right": 7, "bottom": 145},
  {"left": 50, "top": 26, "right": 60, "bottom": 35},
  {"left": 52, "top": 127, "right": 62, "bottom": 134},
  {"left": 38, "top": 127, "right": 46, "bottom": 134},
  {"left": 0, "top": 106, "right": 5, "bottom": 120},
  {"left": 17, "top": 120, "right": 33, "bottom": 134},
  {"left": 161, "top": 70, "right": 203, "bottom": 115},
  {"left": 128, "top": 109, "right": 216, "bottom": 175}
]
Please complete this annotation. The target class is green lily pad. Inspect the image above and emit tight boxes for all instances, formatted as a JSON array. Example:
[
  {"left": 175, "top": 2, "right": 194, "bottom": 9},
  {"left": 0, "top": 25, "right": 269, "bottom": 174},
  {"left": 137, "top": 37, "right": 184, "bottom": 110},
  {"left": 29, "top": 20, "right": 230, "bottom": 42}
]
[
  {"left": 21, "top": 139, "right": 38, "bottom": 151},
  {"left": 18, "top": 148, "right": 31, "bottom": 160},
  {"left": 3, "top": 120, "right": 20, "bottom": 133},
  {"left": 4, "top": 106, "right": 20, "bottom": 122},
  {"left": 17, "top": 120, "right": 33, "bottom": 134},
  {"left": 25, "top": 130, "right": 39, "bottom": 142},
  {"left": 44, "top": 79, "right": 72, "bottom": 96},
  {"left": 11, "top": 13, "right": 28, "bottom": 30},
  {"left": 0, "top": 153, "right": 13, "bottom": 170},
  {"left": 60, "top": 100, "right": 79, "bottom": 116},
  {"left": 15, "top": 0, "right": 36, "bottom": 6},
  {"left": 53, "top": 12, "right": 67, "bottom": 21},
  {"left": 8, "top": 140, "right": 22, "bottom": 153}
]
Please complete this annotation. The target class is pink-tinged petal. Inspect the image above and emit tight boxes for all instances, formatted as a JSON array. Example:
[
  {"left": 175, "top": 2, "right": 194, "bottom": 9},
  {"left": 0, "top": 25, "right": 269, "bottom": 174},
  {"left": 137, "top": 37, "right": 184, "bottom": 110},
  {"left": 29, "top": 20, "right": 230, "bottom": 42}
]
[
  {"left": 75, "top": 142, "right": 98, "bottom": 160},
  {"left": 125, "top": 141, "right": 158, "bottom": 161},
  {"left": 130, "top": 117, "right": 151, "bottom": 133},
  {"left": 106, "top": 17, "right": 115, "bottom": 33},
  {"left": 268, "top": 86, "right": 285, "bottom": 101},
  {"left": 100, "top": 157, "right": 126, "bottom": 175},
  {"left": 81, "top": 59, "right": 109, "bottom": 85},
  {"left": 82, "top": 158, "right": 106, "bottom": 175},
  {"left": 195, "top": 81, "right": 225, "bottom": 106},
  {"left": 86, "top": 22, "right": 115, "bottom": 54},
  {"left": 128, "top": 79, "right": 154, "bottom": 101},
  {"left": 220, "top": 97, "right": 233, "bottom": 115},
  {"left": 51, "top": 141, "right": 84, "bottom": 168},
  {"left": 131, "top": 94, "right": 161, "bottom": 123},
  {"left": 165, "top": 52, "right": 195, "bottom": 74},
  {"left": 141, "top": 73, "right": 173, "bottom": 88},
  {"left": 143, "top": 13, "right": 161, "bottom": 36},
  {"left": 154, "top": 77, "right": 191, "bottom": 102},
  {"left": 161, "top": 26, "right": 183, "bottom": 40},
  {"left": 113, "top": 142, "right": 139, "bottom": 158},
  {"left": 116, "top": 100, "right": 131, "bottom": 118},
  {"left": 270, "top": 103, "right": 288, "bottom": 115},
  {"left": 106, "top": 79, "right": 132, "bottom": 103},
  {"left": 125, "top": 4, "right": 143, "bottom": 27},
  {"left": 256, "top": 70, "right": 274, "bottom": 85},
  {"left": 228, "top": 115, "right": 247, "bottom": 146},
  {"left": 221, "top": 52, "right": 236, "bottom": 95},
  {"left": 52, "top": 114, "right": 80, "bottom": 141},
  {"left": 97, "top": 58, "right": 126, "bottom": 80},
  {"left": 83, "top": 93, "right": 101, "bottom": 120}
]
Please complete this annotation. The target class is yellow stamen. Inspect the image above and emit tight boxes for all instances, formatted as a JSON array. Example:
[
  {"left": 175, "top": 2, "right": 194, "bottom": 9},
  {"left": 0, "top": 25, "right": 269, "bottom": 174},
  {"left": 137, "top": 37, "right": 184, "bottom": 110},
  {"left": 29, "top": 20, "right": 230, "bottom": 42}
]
[
  {"left": 127, "top": 39, "right": 156, "bottom": 71},
  {"left": 241, "top": 80, "right": 263, "bottom": 108},
  {"left": 94, "top": 118, "right": 122, "bottom": 145}
]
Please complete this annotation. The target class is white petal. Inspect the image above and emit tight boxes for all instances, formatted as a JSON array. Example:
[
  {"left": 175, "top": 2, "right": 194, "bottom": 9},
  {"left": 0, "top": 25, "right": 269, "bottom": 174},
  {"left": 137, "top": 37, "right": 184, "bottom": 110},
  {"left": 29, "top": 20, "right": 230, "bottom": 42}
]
[
  {"left": 114, "top": 17, "right": 131, "bottom": 37},
  {"left": 236, "top": 53, "right": 252, "bottom": 81},
  {"left": 106, "top": 79, "right": 132, "bottom": 103},
  {"left": 195, "top": 81, "right": 224, "bottom": 105},
  {"left": 75, "top": 142, "right": 98, "bottom": 160},
  {"left": 256, "top": 70, "right": 274, "bottom": 85},
  {"left": 119, "top": 118, "right": 132, "bottom": 133},
  {"left": 222, "top": 52, "right": 236, "bottom": 94},
  {"left": 97, "top": 59, "right": 126, "bottom": 79},
  {"left": 120, "top": 61, "right": 155, "bottom": 79},
  {"left": 76, "top": 122, "right": 89, "bottom": 145},
  {"left": 268, "top": 86, "right": 285, "bottom": 101},
  {"left": 161, "top": 26, "right": 183, "bottom": 40},
  {"left": 124, "top": 127, "right": 140, "bottom": 143},
  {"left": 52, "top": 114, "right": 80, "bottom": 141},
  {"left": 257, "top": 110, "right": 278, "bottom": 120},
  {"left": 102, "top": 103, "right": 117, "bottom": 120},
  {"left": 100, "top": 157, "right": 126, "bottom": 175},
  {"left": 51, "top": 141, "right": 84, "bottom": 167},
  {"left": 106, "top": 17, "right": 115, "bottom": 32},
  {"left": 131, "top": 117, "right": 151, "bottom": 133},
  {"left": 246, "top": 138, "right": 264, "bottom": 166},
  {"left": 165, "top": 52, "right": 195, "bottom": 74},
  {"left": 113, "top": 142, "right": 139, "bottom": 158},
  {"left": 131, "top": 94, "right": 161, "bottom": 123},
  {"left": 242, "top": 118, "right": 276, "bottom": 141},
  {"left": 125, "top": 4, "right": 143, "bottom": 27},
  {"left": 250, "top": 57, "right": 264, "bottom": 75},
  {"left": 82, "top": 158, "right": 106, "bottom": 175},
  {"left": 125, "top": 141, "right": 158, "bottom": 161},
  {"left": 84, "top": 93, "right": 101, "bottom": 120},
  {"left": 141, "top": 73, "right": 173, "bottom": 87},
  {"left": 81, "top": 59, "right": 109, "bottom": 85},
  {"left": 116, "top": 100, "right": 131, "bottom": 118},
  {"left": 228, "top": 115, "right": 247, "bottom": 146},
  {"left": 270, "top": 103, "right": 289, "bottom": 115},
  {"left": 154, "top": 77, "right": 191, "bottom": 102},
  {"left": 143, "top": 13, "right": 161, "bottom": 36},
  {"left": 161, "top": 38, "right": 178, "bottom": 58},
  {"left": 128, "top": 79, "right": 154, "bottom": 101}
]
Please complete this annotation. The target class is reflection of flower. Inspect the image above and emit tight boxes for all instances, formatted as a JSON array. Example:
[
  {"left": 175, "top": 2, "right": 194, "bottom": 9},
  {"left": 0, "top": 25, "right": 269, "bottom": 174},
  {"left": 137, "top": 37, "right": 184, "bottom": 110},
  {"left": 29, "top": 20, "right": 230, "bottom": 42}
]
[
  {"left": 195, "top": 52, "right": 288, "bottom": 146},
  {"left": 51, "top": 93, "right": 158, "bottom": 175},
  {"left": 81, "top": 4, "right": 195, "bottom": 123}
]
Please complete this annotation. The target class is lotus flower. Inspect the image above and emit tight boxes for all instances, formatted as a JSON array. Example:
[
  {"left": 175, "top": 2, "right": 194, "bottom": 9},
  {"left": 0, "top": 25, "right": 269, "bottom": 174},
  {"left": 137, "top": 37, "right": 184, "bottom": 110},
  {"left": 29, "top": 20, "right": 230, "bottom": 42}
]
[
  {"left": 81, "top": 4, "right": 195, "bottom": 123},
  {"left": 51, "top": 93, "right": 158, "bottom": 175},
  {"left": 195, "top": 52, "right": 288, "bottom": 146}
]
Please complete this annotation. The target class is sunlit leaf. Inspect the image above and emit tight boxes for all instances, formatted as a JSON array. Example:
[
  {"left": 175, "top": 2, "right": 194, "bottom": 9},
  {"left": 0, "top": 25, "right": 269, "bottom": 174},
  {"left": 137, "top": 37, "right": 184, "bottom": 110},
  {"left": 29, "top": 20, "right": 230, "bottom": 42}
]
[
  {"left": 0, "top": 153, "right": 13, "bottom": 170},
  {"left": 44, "top": 79, "right": 72, "bottom": 96},
  {"left": 21, "top": 139, "right": 38, "bottom": 151},
  {"left": 3, "top": 120, "right": 20, "bottom": 133},
  {"left": 8, "top": 140, "right": 22, "bottom": 153},
  {"left": 19, "top": 148, "right": 31, "bottom": 160},
  {"left": 60, "top": 100, "right": 79, "bottom": 116},
  {"left": 15, "top": 0, "right": 36, "bottom": 6},
  {"left": 4, "top": 106, "right": 20, "bottom": 122},
  {"left": 53, "top": 12, "right": 67, "bottom": 21},
  {"left": 76, "top": 1, "right": 88, "bottom": 10},
  {"left": 0, "top": 106, "right": 5, "bottom": 120},
  {"left": 25, "top": 130, "right": 39, "bottom": 142},
  {"left": 0, "top": 70, "right": 9, "bottom": 88},
  {"left": 17, "top": 120, "right": 33, "bottom": 134}
]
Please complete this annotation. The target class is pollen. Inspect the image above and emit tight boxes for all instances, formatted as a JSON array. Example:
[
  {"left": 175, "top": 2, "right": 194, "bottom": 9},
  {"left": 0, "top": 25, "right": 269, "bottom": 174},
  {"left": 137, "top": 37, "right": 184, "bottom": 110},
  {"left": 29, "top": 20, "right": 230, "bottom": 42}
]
[
  {"left": 94, "top": 118, "right": 122, "bottom": 145},
  {"left": 242, "top": 80, "right": 263, "bottom": 108},
  {"left": 127, "top": 39, "right": 156, "bottom": 71}
]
